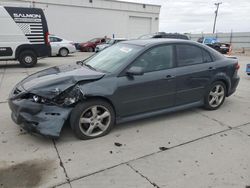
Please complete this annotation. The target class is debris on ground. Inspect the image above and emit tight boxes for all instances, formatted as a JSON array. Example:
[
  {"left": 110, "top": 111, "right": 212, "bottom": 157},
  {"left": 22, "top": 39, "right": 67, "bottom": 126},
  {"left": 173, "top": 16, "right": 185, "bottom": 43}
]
[
  {"left": 159, "top": 147, "right": 169, "bottom": 151},
  {"left": 114, "top": 142, "right": 122, "bottom": 147}
]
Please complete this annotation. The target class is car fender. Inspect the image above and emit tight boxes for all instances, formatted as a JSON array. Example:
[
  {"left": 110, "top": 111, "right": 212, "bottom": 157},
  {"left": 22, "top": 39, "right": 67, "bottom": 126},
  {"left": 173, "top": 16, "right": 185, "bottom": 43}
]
[
  {"left": 209, "top": 72, "right": 231, "bottom": 94},
  {"left": 75, "top": 78, "right": 118, "bottom": 112}
]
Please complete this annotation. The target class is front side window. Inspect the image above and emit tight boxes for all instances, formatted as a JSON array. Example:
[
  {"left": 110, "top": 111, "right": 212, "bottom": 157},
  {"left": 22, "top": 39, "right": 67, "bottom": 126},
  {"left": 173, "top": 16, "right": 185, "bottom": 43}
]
[
  {"left": 176, "top": 44, "right": 203, "bottom": 66},
  {"left": 132, "top": 45, "right": 174, "bottom": 72}
]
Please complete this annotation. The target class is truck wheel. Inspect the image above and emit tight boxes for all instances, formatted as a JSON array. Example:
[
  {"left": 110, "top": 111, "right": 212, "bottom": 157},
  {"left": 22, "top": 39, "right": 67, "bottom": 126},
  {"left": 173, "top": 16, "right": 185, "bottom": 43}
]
[
  {"left": 70, "top": 99, "right": 115, "bottom": 140},
  {"left": 59, "top": 48, "right": 69, "bottom": 57},
  {"left": 18, "top": 50, "right": 37, "bottom": 68}
]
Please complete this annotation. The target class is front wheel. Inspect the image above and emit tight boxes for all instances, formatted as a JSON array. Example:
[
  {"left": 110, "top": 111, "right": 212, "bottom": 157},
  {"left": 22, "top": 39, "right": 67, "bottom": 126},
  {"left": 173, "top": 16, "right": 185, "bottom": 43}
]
[
  {"left": 18, "top": 50, "right": 37, "bottom": 67},
  {"left": 70, "top": 100, "right": 115, "bottom": 140},
  {"left": 204, "top": 81, "right": 226, "bottom": 110}
]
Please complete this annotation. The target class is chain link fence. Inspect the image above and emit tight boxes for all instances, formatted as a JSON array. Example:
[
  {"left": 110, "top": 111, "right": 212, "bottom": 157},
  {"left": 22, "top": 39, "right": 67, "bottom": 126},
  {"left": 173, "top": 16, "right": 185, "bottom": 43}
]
[{"left": 186, "top": 32, "right": 250, "bottom": 54}]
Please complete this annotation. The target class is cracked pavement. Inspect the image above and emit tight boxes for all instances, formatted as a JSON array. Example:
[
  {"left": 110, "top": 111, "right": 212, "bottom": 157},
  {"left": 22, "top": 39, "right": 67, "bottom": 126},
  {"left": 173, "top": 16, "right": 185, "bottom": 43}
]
[{"left": 0, "top": 53, "right": 250, "bottom": 188}]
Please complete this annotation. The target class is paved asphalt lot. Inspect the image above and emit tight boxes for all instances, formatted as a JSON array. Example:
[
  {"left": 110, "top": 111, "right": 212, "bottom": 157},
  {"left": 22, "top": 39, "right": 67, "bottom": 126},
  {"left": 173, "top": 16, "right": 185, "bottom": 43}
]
[{"left": 0, "top": 52, "right": 250, "bottom": 188}]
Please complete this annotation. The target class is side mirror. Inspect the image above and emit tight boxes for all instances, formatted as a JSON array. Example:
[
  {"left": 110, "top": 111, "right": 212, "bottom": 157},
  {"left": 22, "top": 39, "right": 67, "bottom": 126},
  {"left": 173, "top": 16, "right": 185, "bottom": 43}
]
[
  {"left": 76, "top": 60, "right": 84, "bottom": 65},
  {"left": 126, "top": 66, "right": 144, "bottom": 76}
]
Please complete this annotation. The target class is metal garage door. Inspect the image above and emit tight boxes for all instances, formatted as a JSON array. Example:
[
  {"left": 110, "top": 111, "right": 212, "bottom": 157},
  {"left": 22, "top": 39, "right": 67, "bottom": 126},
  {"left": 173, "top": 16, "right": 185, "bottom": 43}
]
[{"left": 128, "top": 16, "right": 152, "bottom": 39}]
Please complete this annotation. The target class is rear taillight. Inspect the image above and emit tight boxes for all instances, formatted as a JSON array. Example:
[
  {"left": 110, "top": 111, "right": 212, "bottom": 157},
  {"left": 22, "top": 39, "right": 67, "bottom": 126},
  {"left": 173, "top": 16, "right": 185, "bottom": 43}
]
[
  {"left": 235, "top": 62, "right": 240, "bottom": 70},
  {"left": 45, "top": 32, "right": 50, "bottom": 45}
]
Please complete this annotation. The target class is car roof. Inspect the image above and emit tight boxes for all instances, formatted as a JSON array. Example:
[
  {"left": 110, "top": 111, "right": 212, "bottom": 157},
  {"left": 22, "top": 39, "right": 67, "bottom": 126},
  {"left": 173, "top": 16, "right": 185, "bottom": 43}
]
[
  {"left": 112, "top": 38, "right": 127, "bottom": 40},
  {"left": 121, "top": 39, "right": 198, "bottom": 47}
]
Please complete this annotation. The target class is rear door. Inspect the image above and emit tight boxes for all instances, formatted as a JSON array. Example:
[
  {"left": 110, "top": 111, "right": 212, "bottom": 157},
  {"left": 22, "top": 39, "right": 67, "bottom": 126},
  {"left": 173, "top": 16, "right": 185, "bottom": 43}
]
[
  {"left": 175, "top": 44, "right": 214, "bottom": 105},
  {"left": 115, "top": 44, "right": 176, "bottom": 117}
]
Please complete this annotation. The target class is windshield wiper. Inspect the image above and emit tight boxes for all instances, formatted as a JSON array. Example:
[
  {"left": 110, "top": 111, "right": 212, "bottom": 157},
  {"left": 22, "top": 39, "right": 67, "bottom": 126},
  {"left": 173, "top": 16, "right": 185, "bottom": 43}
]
[{"left": 83, "top": 63, "right": 97, "bottom": 71}]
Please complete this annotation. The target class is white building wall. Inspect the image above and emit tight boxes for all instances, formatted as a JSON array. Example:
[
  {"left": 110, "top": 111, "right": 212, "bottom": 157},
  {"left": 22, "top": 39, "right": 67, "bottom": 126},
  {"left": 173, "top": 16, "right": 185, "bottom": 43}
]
[{"left": 0, "top": 0, "right": 160, "bottom": 42}]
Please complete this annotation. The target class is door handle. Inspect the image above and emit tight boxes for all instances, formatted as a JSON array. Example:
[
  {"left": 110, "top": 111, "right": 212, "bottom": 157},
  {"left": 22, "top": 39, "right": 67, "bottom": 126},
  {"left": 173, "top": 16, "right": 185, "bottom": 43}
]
[
  {"left": 164, "top": 75, "right": 175, "bottom": 80},
  {"left": 208, "top": 67, "right": 215, "bottom": 71}
]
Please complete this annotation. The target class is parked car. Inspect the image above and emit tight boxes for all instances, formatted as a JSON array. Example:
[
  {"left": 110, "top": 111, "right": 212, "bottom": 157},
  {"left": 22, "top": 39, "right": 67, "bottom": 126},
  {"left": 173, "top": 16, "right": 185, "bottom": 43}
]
[
  {"left": 95, "top": 38, "right": 127, "bottom": 52},
  {"left": 49, "top": 35, "right": 76, "bottom": 57},
  {"left": 197, "top": 37, "right": 231, "bottom": 54},
  {"left": 8, "top": 39, "right": 240, "bottom": 139},
  {"left": 138, "top": 32, "right": 189, "bottom": 40},
  {"left": 79, "top": 37, "right": 108, "bottom": 52},
  {"left": 246, "top": 64, "right": 250, "bottom": 75},
  {"left": 0, "top": 6, "right": 51, "bottom": 67}
]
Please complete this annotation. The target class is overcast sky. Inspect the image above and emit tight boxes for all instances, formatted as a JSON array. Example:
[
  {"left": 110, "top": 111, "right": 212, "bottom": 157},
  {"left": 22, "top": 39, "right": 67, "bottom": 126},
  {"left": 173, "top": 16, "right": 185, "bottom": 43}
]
[{"left": 119, "top": 0, "right": 250, "bottom": 34}]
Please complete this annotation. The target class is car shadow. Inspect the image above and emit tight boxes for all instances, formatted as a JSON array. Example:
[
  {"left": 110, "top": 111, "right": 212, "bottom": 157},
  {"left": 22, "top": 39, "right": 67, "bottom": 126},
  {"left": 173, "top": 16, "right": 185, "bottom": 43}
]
[
  {"left": 0, "top": 62, "right": 48, "bottom": 69},
  {"left": 59, "top": 107, "right": 197, "bottom": 142}
]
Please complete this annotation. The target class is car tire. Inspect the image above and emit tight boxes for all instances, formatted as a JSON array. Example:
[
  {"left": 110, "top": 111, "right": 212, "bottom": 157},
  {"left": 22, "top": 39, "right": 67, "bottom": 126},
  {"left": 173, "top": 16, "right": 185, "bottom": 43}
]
[
  {"left": 18, "top": 50, "right": 37, "bottom": 68},
  {"left": 59, "top": 48, "right": 69, "bottom": 57},
  {"left": 70, "top": 99, "right": 115, "bottom": 140},
  {"left": 247, "top": 73, "right": 250, "bottom": 76},
  {"left": 204, "top": 81, "right": 226, "bottom": 110},
  {"left": 87, "top": 47, "right": 94, "bottom": 52}
]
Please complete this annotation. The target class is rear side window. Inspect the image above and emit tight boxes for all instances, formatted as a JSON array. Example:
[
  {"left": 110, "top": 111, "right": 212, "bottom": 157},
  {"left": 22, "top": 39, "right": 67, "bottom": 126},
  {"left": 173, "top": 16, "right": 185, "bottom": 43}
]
[
  {"left": 202, "top": 50, "right": 212, "bottom": 63},
  {"left": 50, "top": 37, "right": 62, "bottom": 42},
  {"left": 176, "top": 44, "right": 203, "bottom": 66}
]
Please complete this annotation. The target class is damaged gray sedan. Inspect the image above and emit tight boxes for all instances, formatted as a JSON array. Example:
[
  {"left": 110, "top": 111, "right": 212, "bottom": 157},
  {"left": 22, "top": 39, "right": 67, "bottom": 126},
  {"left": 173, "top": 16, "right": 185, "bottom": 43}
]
[{"left": 8, "top": 39, "right": 240, "bottom": 139}]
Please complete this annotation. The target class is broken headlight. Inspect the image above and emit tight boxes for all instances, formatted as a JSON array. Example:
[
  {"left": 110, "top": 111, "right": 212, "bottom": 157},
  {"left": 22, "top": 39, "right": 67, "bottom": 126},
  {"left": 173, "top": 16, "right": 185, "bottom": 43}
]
[
  {"left": 54, "top": 86, "right": 84, "bottom": 106},
  {"left": 31, "top": 94, "right": 51, "bottom": 104}
]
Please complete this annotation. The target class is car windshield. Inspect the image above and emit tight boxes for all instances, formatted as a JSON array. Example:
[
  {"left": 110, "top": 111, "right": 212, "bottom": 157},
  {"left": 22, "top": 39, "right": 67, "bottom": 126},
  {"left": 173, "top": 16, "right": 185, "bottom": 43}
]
[
  {"left": 89, "top": 38, "right": 99, "bottom": 43},
  {"left": 84, "top": 44, "right": 142, "bottom": 73},
  {"left": 106, "top": 39, "right": 115, "bottom": 44}
]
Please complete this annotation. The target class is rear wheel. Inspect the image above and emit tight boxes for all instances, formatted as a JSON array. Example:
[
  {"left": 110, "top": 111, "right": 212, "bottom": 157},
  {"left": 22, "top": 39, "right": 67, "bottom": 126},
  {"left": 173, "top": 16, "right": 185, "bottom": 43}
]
[
  {"left": 18, "top": 50, "right": 37, "bottom": 68},
  {"left": 59, "top": 48, "right": 69, "bottom": 57},
  {"left": 70, "top": 99, "right": 115, "bottom": 140},
  {"left": 87, "top": 47, "right": 94, "bottom": 52},
  {"left": 204, "top": 81, "right": 226, "bottom": 110}
]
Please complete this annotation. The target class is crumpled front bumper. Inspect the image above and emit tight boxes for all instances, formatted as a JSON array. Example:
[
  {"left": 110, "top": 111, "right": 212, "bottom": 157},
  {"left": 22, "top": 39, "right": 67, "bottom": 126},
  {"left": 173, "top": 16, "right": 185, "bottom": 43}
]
[{"left": 8, "top": 99, "right": 72, "bottom": 138}]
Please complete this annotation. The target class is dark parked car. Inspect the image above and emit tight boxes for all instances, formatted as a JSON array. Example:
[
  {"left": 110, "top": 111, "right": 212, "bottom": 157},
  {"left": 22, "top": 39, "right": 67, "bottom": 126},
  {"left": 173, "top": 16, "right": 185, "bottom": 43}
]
[
  {"left": 139, "top": 32, "right": 189, "bottom": 40},
  {"left": 79, "top": 37, "right": 108, "bottom": 52},
  {"left": 197, "top": 37, "right": 231, "bottom": 54},
  {"left": 8, "top": 39, "right": 240, "bottom": 140}
]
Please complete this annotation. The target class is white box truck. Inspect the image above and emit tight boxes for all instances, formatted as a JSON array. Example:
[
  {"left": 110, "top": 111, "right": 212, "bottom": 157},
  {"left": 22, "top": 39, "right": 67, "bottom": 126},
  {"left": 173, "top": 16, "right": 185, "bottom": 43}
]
[{"left": 0, "top": 6, "right": 51, "bottom": 67}]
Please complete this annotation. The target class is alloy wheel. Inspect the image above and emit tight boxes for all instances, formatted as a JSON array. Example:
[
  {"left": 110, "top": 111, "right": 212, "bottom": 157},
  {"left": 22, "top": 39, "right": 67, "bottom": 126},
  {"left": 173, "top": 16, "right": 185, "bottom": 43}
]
[
  {"left": 79, "top": 105, "right": 111, "bottom": 137},
  {"left": 208, "top": 84, "right": 225, "bottom": 108}
]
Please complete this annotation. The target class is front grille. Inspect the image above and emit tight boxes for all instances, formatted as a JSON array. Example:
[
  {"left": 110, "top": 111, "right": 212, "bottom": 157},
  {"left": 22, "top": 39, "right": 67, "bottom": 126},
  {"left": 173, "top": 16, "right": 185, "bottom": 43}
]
[
  {"left": 13, "top": 87, "right": 22, "bottom": 95},
  {"left": 12, "top": 85, "right": 25, "bottom": 97}
]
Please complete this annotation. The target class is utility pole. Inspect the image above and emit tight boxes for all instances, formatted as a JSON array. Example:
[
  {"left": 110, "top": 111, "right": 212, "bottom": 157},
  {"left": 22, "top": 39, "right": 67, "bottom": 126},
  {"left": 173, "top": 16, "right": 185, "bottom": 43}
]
[{"left": 213, "top": 2, "right": 222, "bottom": 34}]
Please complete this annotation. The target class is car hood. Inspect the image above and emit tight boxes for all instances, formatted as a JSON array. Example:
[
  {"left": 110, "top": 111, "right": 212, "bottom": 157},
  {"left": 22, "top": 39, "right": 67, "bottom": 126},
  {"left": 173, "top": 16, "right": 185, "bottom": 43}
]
[{"left": 19, "top": 64, "right": 105, "bottom": 98}]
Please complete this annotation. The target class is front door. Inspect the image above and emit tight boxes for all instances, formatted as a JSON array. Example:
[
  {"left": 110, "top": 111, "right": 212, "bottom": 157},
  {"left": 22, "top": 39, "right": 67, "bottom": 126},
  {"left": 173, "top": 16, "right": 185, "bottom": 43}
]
[{"left": 114, "top": 44, "right": 177, "bottom": 117}]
